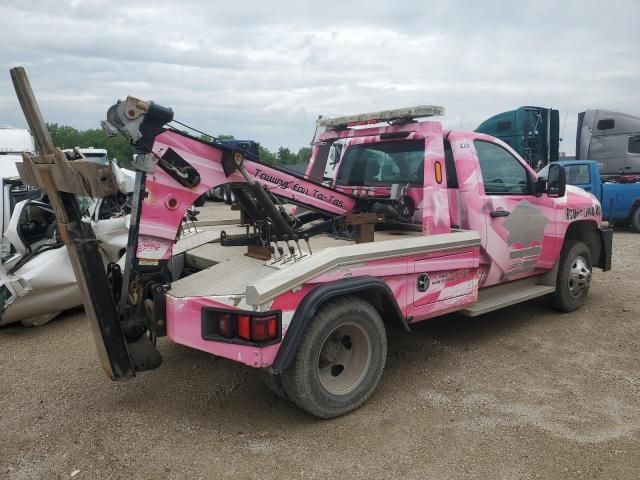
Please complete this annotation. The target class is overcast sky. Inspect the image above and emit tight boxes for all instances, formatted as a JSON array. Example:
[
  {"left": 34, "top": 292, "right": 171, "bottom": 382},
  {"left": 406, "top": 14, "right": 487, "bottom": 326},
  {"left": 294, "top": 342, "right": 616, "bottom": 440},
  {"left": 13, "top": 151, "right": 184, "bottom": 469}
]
[{"left": 1, "top": 0, "right": 638, "bottom": 154}]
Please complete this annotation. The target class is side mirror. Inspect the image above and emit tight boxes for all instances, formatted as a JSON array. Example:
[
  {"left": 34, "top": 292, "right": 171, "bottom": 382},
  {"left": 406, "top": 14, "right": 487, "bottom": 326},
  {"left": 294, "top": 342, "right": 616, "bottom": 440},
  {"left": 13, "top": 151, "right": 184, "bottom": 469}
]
[{"left": 547, "top": 163, "right": 566, "bottom": 198}]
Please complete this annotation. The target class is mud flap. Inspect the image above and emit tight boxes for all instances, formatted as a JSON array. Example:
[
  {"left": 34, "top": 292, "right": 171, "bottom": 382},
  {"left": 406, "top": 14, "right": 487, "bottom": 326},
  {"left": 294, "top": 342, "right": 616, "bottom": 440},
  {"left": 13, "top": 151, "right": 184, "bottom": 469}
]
[{"left": 597, "top": 226, "right": 613, "bottom": 271}]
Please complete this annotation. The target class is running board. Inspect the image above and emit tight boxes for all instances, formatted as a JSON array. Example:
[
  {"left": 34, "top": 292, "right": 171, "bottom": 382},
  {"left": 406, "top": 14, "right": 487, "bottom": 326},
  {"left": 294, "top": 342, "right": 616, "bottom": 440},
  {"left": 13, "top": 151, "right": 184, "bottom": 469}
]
[{"left": 461, "top": 277, "right": 555, "bottom": 317}]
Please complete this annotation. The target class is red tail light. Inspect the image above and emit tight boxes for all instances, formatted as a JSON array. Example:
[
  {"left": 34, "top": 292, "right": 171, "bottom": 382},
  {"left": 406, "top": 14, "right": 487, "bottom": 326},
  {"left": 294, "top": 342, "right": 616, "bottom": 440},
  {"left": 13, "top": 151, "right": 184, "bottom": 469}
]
[
  {"left": 203, "top": 309, "right": 282, "bottom": 345},
  {"left": 237, "top": 315, "right": 251, "bottom": 341},
  {"left": 251, "top": 315, "right": 278, "bottom": 342},
  {"left": 217, "top": 313, "right": 233, "bottom": 338}
]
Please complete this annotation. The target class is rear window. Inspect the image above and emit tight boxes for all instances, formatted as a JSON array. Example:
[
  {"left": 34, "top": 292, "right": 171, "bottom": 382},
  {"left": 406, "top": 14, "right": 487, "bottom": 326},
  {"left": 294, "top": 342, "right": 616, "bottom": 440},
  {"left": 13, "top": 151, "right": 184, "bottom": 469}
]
[
  {"left": 335, "top": 140, "right": 425, "bottom": 186},
  {"left": 84, "top": 153, "right": 108, "bottom": 165},
  {"left": 564, "top": 164, "right": 591, "bottom": 184}
]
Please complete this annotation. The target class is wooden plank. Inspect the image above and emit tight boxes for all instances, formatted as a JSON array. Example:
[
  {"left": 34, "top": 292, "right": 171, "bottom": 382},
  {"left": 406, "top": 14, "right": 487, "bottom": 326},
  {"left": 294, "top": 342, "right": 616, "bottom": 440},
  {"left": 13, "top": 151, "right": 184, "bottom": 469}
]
[
  {"left": 10, "top": 66, "right": 135, "bottom": 380},
  {"left": 49, "top": 149, "right": 118, "bottom": 197},
  {"left": 19, "top": 149, "right": 118, "bottom": 197},
  {"left": 346, "top": 212, "right": 384, "bottom": 244},
  {"left": 10, "top": 67, "right": 55, "bottom": 155},
  {"left": 16, "top": 153, "right": 39, "bottom": 185}
]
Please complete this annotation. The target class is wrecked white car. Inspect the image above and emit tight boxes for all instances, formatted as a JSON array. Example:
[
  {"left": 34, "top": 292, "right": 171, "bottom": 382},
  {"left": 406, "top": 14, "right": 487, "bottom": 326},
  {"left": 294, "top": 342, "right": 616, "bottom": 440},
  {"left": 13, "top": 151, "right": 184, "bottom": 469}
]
[
  {"left": 0, "top": 193, "right": 130, "bottom": 327},
  {"left": 0, "top": 163, "right": 213, "bottom": 327},
  {"left": 0, "top": 143, "right": 134, "bottom": 326}
]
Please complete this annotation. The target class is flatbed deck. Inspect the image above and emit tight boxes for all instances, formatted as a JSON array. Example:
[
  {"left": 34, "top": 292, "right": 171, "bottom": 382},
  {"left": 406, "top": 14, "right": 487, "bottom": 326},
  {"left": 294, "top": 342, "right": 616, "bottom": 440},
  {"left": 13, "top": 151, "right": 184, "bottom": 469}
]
[
  {"left": 168, "top": 228, "right": 480, "bottom": 307},
  {"left": 169, "top": 229, "right": 424, "bottom": 299}
]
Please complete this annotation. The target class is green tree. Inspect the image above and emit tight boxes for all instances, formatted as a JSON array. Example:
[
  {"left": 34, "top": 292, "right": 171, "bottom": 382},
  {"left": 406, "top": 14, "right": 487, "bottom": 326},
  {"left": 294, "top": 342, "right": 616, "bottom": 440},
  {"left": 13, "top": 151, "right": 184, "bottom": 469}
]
[
  {"left": 276, "top": 147, "right": 297, "bottom": 165},
  {"left": 47, "top": 123, "right": 134, "bottom": 167},
  {"left": 295, "top": 146, "right": 312, "bottom": 164},
  {"left": 257, "top": 144, "right": 277, "bottom": 164}
]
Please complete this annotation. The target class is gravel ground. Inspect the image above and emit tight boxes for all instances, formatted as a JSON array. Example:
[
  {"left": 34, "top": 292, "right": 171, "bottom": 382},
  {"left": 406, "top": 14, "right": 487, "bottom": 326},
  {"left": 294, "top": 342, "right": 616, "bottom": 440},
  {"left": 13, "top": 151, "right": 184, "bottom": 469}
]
[{"left": 1, "top": 225, "right": 638, "bottom": 479}]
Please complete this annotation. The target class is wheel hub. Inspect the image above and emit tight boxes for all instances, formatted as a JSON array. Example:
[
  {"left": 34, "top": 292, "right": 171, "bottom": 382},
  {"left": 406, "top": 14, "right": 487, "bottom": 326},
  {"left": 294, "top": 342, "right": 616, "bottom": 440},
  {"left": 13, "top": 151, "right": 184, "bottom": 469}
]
[
  {"left": 317, "top": 322, "right": 372, "bottom": 396},
  {"left": 568, "top": 255, "right": 591, "bottom": 298}
]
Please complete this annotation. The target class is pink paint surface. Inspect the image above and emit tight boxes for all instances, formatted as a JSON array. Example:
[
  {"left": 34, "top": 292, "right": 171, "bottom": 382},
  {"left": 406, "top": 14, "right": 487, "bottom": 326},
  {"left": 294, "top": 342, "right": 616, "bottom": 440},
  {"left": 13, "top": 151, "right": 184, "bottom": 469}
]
[
  {"left": 148, "top": 122, "right": 604, "bottom": 368},
  {"left": 165, "top": 296, "right": 280, "bottom": 367}
]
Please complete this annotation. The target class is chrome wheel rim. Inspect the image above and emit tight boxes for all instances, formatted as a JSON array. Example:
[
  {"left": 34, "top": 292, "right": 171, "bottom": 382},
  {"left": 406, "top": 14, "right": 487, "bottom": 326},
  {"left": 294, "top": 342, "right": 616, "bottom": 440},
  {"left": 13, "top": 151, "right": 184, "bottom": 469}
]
[
  {"left": 568, "top": 255, "right": 591, "bottom": 298},
  {"left": 317, "top": 322, "right": 372, "bottom": 396}
]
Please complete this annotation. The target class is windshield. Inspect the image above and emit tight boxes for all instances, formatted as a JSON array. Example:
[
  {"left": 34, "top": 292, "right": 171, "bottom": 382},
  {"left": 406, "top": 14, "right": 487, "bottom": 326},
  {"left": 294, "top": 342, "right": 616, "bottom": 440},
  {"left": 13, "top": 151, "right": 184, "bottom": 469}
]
[
  {"left": 335, "top": 140, "right": 425, "bottom": 186},
  {"left": 84, "top": 153, "right": 108, "bottom": 165}
]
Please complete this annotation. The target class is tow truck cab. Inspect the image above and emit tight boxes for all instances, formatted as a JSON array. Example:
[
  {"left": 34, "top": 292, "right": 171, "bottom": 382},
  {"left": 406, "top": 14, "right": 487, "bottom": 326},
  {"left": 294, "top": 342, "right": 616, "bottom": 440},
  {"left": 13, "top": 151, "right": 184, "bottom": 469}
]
[{"left": 306, "top": 108, "right": 612, "bottom": 287}]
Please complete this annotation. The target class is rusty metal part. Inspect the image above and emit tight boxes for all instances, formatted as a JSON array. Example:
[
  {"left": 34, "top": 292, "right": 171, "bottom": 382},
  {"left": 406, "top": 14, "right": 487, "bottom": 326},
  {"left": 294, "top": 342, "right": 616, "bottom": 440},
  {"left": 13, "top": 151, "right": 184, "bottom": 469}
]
[{"left": 247, "top": 244, "right": 272, "bottom": 261}]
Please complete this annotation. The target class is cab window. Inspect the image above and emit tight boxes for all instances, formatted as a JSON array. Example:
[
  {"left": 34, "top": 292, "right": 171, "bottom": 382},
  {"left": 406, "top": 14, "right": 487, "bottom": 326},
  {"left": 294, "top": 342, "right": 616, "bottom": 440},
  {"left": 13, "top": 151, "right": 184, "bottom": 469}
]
[
  {"left": 474, "top": 140, "right": 530, "bottom": 194},
  {"left": 335, "top": 140, "right": 425, "bottom": 186},
  {"left": 564, "top": 164, "right": 591, "bottom": 184}
]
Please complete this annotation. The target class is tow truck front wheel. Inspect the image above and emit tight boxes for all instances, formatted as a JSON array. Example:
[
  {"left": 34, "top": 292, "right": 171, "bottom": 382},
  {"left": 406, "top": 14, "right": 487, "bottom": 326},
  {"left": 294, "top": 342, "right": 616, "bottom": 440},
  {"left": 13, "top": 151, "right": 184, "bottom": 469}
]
[
  {"left": 282, "top": 296, "right": 387, "bottom": 418},
  {"left": 549, "top": 240, "right": 593, "bottom": 312}
]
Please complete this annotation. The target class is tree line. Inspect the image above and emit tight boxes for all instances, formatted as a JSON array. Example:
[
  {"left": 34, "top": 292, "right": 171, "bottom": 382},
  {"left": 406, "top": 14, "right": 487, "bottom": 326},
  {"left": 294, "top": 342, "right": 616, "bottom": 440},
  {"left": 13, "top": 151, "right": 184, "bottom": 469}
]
[{"left": 47, "top": 123, "right": 312, "bottom": 168}]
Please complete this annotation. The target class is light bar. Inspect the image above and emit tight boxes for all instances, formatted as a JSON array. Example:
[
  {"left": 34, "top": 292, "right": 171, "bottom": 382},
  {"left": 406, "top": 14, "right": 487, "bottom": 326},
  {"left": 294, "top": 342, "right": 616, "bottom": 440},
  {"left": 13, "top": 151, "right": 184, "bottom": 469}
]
[{"left": 317, "top": 105, "right": 445, "bottom": 129}]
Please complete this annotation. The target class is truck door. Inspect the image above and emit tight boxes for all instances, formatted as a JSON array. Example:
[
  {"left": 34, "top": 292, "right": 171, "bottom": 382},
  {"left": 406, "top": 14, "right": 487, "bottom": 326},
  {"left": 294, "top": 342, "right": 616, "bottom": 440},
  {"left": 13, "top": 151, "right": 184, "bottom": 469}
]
[{"left": 466, "top": 138, "right": 559, "bottom": 287}]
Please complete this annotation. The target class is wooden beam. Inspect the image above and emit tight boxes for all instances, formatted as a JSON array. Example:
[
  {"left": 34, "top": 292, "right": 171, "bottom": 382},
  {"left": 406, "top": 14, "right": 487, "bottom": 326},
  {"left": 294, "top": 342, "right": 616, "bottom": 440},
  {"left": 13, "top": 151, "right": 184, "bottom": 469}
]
[
  {"left": 10, "top": 66, "right": 136, "bottom": 380},
  {"left": 17, "top": 149, "right": 119, "bottom": 197},
  {"left": 10, "top": 67, "right": 55, "bottom": 156},
  {"left": 345, "top": 212, "right": 385, "bottom": 244}
]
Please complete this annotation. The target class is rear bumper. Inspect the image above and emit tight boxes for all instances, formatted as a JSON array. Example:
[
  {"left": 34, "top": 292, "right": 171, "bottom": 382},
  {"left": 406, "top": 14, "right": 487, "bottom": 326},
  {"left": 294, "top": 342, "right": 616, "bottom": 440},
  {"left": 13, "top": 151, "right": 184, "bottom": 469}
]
[
  {"left": 596, "top": 226, "right": 613, "bottom": 271},
  {"left": 165, "top": 294, "right": 282, "bottom": 368}
]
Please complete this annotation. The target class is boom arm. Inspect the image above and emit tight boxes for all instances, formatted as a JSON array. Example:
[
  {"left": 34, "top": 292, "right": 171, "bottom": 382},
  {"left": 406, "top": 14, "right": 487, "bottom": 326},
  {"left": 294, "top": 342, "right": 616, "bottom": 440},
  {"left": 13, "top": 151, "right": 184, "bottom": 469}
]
[{"left": 105, "top": 97, "right": 359, "bottom": 259}]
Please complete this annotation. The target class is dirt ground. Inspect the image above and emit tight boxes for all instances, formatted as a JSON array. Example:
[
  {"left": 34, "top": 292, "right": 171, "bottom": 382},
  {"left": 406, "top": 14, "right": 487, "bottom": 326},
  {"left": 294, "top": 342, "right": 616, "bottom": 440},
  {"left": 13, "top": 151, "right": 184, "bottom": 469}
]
[{"left": 1, "top": 224, "right": 638, "bottom": 479}]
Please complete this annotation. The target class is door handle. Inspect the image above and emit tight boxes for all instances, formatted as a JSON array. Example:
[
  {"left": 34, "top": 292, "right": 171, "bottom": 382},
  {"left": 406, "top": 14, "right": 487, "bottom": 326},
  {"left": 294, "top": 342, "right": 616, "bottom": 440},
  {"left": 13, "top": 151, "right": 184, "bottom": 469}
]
[{"left": 490, "top": 210, "right": 510, "bottom": 218}]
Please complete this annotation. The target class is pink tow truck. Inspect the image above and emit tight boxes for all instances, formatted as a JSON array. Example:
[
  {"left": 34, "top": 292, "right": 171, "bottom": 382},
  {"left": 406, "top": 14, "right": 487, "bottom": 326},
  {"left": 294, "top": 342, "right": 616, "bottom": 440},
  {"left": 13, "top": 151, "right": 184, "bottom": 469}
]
[{"left": 12, "top": 69, "right": 611, "bottom": 418}]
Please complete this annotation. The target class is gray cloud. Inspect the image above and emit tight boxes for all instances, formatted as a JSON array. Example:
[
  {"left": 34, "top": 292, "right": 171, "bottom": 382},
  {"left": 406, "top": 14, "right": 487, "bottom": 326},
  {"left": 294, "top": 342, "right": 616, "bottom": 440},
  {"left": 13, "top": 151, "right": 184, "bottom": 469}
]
[{"left": 1, "top": 0, "right": 639, "bottom": 152}]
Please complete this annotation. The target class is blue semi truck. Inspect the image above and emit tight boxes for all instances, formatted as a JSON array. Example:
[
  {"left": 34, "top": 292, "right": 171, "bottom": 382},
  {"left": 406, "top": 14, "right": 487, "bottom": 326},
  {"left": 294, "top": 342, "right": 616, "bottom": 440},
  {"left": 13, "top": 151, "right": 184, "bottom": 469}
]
[{"left": 539, "top": 160, "right": 640, "bottom": 231}]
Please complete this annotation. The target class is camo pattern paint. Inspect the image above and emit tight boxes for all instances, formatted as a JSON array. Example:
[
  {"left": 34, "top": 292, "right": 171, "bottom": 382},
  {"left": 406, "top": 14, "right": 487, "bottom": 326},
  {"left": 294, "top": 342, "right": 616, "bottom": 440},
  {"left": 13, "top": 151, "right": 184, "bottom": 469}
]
[
  {"left": 164, "top": 244, "right": 480, "bottom": 366},
  {"left": 155, "top": 124, "right": 602, "bottom": 367},
  {"left": 447, "top": 131, "right": 602, "bottom": 287}
]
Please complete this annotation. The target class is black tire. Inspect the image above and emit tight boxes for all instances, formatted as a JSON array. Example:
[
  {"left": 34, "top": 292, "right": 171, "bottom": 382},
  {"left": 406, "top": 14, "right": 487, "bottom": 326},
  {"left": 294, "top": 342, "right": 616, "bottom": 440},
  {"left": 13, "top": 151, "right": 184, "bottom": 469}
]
[
  {"left": 193, "top": 194, "right": 206, "bottom": 207},
  {"left": 260, "top": 370, "right": 289, "bottom": 400},
  {"left": 281, "top": 296, "right": 387, "bottom": 419},
  {"left": 630, "top": 207, "right": 640, "bottom": 232},
  {"left": 549, "top": 240, "right": 592, "bottom": 312}
]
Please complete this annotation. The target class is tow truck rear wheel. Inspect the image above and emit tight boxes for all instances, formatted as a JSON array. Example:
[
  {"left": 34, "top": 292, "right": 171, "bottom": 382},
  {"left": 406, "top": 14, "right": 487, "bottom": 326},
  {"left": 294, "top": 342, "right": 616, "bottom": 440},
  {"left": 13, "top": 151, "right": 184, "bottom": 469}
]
[
  {"left": 282, "top": 296, "right": 387, "bottom": 419},
  {"left": 549, "top": 240, "right": 592, "bottom": 312}
]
